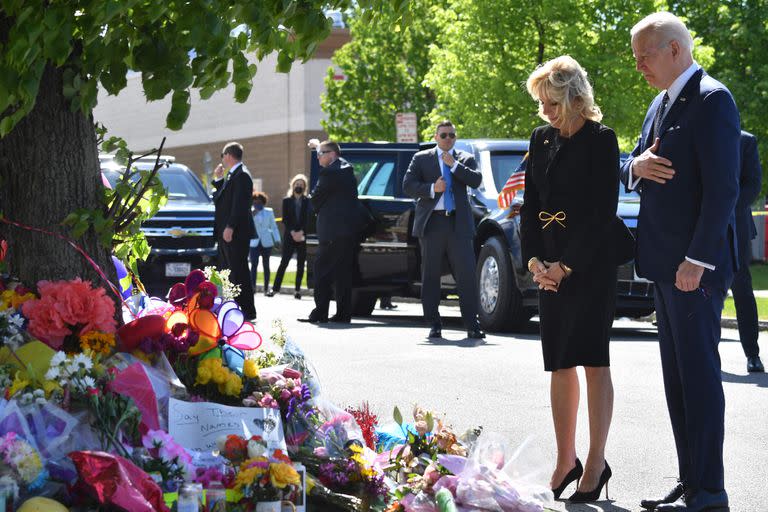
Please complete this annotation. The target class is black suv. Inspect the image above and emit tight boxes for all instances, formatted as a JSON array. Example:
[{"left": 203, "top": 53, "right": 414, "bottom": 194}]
[
  {"left": 101, "top": 156, "right": 217, "bottom": 295},
  {"left": 305, "top": 142, "right": 654, "bottom": 331}
]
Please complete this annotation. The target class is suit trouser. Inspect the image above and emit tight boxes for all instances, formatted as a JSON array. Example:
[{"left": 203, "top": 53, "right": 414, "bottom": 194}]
[
  {"left": 218, "top": 235, "right": 256, "bottom": 318},
  {"left": 249, "top": 244, "right": 272, "bottom": 291},
  {"left": 313, "top": 236, "right": 356, "bottom": 319},
  {"left": 420, "top": 214, "right": 479, "bottom": 330},
  {"left": 273, "top": 238, "right": 307, "bottom": 292},
  {"left": 654, "top": 282, "right": 726, "bottom": 492},
  {"left": 730, "top": 260, "right": 760, "bottom": 357}
]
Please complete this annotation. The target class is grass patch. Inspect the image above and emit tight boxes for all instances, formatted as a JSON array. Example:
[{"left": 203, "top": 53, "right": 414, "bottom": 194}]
[
  {"left": 749, "top": 262, "right": 768, "bottom": 290},
  {"left": 252, "top": 271, "right": 305, "bottom": 290},
  {"left": 723, "top": 296, "right": 768, "bottom": 321}
]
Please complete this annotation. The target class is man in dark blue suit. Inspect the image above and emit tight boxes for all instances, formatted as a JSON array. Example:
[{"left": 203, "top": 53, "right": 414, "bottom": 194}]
[
  {"left": 621, "top": 12, "right": 740, "bottom": 512},
  {"left": 731, "top": 131, "right": 764, "bottom": 373}
]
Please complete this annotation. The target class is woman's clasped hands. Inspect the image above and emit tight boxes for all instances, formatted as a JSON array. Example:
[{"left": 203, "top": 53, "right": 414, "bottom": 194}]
[{"left": 528, "top": 257, "right": 571, "bottom": 292}]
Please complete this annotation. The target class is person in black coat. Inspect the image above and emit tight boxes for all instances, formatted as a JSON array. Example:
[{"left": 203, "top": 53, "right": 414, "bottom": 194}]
[
  {"left": 402, "top": 120, "right": 484, "bottom": 340},
  {"left": 731, "top": 131, "right": 764, "bottom": 373},
  {"left": 521, "top": 56, "right": 623, "bottom": 503},
  {"left": 212, "top": 142, "right": 257, "bottom": 320},
  {"left": 272, "top": 173, "right": 312, "bottom": 299},
  {"left": 302, "top": 141, "right": 364, "bottom": 324}
]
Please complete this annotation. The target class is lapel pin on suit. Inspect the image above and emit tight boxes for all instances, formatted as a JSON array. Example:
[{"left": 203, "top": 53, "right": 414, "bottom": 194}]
[{"left": 544, "top": 139, "right": 550, "bottom": 145}]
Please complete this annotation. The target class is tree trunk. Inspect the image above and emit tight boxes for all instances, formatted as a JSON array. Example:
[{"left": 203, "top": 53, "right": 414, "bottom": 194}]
[{"left": 0, "top": 64, "right": 116, "bottom": 291}]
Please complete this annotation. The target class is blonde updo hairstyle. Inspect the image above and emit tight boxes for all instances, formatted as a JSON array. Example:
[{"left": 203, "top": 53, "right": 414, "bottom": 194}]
[{"left": 526, "top": 55, "right": 602, "bottom": 133}]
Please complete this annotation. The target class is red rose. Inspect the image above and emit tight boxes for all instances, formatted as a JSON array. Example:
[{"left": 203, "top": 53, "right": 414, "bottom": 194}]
[{"left": 223, "top": 435, "right": 248, "bottom": 463}]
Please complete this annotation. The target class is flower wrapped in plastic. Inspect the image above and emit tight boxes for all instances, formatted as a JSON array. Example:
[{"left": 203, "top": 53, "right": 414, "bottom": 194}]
[{"left": 0, "top": 432, "right": 47, "bottom": 493}]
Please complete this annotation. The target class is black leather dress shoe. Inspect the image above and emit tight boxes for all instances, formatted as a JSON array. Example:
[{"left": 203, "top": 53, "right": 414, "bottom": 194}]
[
  {"left": 299, "top": 309, "right": 328, "bottom": 323},
  {"left": 641, "top": 482, "right": 686, "bottom": 510},
  {"left": 747, "top": 355, "right": 765, "bottom": 373},
  {"left": 428, "top": 324, "right": 442, "bottom": 338},
  {"left": 656, "top": 489, "right": 729, "bottom": 512},
  {"left": 467, "top": 329, "right": 486, "bottom": 339},
  {"left": 330, "top": 315, "right": 351, "bottom": 324}
]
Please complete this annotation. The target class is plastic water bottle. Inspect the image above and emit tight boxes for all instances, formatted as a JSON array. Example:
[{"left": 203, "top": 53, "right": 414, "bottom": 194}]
[
  {"left": 177, "top": 482, "right": 203, "bottom": 512},
  {"left": 206, "top": 480, "right": 227, "bottom": 512}
]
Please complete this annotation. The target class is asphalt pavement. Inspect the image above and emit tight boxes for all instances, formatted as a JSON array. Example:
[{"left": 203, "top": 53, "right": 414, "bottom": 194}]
[{"left": 251, "top": 293, "right": 768, "bottom": 512}]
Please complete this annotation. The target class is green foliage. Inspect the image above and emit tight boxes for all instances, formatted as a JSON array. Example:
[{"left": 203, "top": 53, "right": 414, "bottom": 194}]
[
  {"left": 671, "top": 1, "right": 768, "bottom": 199},
  {"left": 322, "top": 0, "right": 441, "bottom": 141},
  {"left": 63, "top": 131, "right": 169, "bottom": 278},
  {"left": 425, "top": 0, "right": 661, "bottom": 149},
  {"left": 0, "top": 0, "right": 414, "bottom": 137}
]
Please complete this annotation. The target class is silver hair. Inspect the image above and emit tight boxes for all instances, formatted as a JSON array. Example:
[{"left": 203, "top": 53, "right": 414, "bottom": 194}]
[{"left": 631, "top": 12, "right": 694, "bottom": 53}]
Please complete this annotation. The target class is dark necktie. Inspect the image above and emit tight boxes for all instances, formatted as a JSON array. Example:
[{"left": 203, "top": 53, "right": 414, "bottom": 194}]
[{"left": 652, "top": 92, "right": 670, "bottom": 139}]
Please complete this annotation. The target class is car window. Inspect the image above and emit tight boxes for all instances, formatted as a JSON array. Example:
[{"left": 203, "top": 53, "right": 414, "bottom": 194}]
[
  {"left": 347, "top": 156, "right": 397, "bottom": 197},
  {"left": 102, "top": 166, "right": 210, "bottom": 202},
  {"left": 489, "top": 151, "right": 525, "bottom": 191}
]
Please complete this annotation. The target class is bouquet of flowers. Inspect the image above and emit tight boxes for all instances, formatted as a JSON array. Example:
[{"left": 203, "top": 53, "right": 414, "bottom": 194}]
[
  {"left": 136, "top": 429, "right": 193, "bottom": 491},
  {"left": 21, "top": 278, "right": 116, "bottom": 352},
  {"left": 218, "top": 434, "right": 302, "bottom": 506},
  {"left": 0, "top": 432, "right": 47, "bottom": 494}
]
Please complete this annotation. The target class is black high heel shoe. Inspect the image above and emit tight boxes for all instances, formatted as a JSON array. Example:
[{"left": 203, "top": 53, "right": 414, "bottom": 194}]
[
  {"left": 568, "top": 461, "right": 612, "bottom": 503},
  {"left": 551, "top": 458, "right": 583, "bottom": 500}
]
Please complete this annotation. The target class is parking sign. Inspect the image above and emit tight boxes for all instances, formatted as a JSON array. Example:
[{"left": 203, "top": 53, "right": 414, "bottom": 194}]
[{"left": 396, "top": 112, "right": 418, "bottom": 143}]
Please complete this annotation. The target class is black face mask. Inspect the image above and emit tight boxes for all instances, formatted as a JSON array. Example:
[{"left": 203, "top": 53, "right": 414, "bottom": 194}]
[{"left": 294, "top": 187, "right": 304, "bottom": 194}]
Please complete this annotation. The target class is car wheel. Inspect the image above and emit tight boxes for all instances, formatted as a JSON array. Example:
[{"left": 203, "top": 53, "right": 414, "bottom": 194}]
[
  {"left": 350, "top": 291, "right": 378, "bottom": 317},
  {"left": 476, "top": 236, "right": 529, "bottom": 332}
]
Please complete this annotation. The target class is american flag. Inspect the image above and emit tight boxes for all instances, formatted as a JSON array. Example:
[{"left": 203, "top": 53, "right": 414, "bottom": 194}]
[{"left": 497, "top": 152, "right": 528, "bottom": 209}]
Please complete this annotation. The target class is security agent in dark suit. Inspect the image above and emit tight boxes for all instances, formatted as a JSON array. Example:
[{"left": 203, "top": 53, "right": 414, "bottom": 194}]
[
  {"left": 621, "top": 13, "right": 740, "bottom": 512},
  {"left": 212, "top": 142, "right": 257, "bottom": 320},
  {"left": 403, "top": 120, "right": 484, "bottom": 339},
  {"left": 731, "top": 131, "right": 764, "bottom": 373},
  {"left": 302, "top": 141, "right": 363, "bottom": 324}
]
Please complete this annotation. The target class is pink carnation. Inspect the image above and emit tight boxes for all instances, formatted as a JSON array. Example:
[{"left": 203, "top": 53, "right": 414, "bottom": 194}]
[{"left": 22, "top": 278, "right": 116, "bottom": 349}]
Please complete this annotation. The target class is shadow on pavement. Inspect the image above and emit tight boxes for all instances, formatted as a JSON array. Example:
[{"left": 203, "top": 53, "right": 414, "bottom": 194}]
[
  {"left": 561, "top": 501, "right": 633, "bottom": 512},
  {"left": 419, "top": 337, "right": 498, "bottom": 348},
  {"left": 721, "top": 370, "right": 768, "bottom": 388}
]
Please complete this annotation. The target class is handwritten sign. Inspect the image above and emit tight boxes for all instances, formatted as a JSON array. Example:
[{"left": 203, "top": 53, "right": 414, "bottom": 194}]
[{"left": 169, "top": 398, "right": 286, "bottom": 453}]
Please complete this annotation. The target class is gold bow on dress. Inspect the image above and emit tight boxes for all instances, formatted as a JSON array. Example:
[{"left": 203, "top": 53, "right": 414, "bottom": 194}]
[{"left": 538, "top": 210, "right": 566, "bottom": 229}]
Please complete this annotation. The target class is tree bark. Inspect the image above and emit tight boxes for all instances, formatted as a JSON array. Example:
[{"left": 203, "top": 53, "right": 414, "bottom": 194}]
[{"left": 0, "top": 63, "right": 116, "bottom": 291}]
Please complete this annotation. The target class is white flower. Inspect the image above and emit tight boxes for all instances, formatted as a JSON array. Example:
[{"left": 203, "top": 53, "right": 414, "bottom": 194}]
[
  {"left": 70, "top": 353, "right": 93, "bottom": 373},
  {"left": 71, "top": 375, "right": 97, "bottom": 392},
  {"left": 35, "top": 397, "right": 47, "bottom": 405},
  {"left": 8, "top": 314, "right": 24, "bottom": 329},
  {"left": 33, "top": 389, "right": 44, "bottom": 398},
  {"left": 58, "top": 378, "right": 69, "bottom": 387},
  {"left": 50, "top": 352, "right": 67, "bottom": 368},
  {"left": 45, "top": 366, "right": 60, "bottom": 380}
]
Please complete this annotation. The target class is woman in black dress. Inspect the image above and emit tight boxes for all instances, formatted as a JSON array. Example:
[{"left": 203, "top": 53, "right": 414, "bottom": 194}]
[{"left": 521, "top": 56, "right": 620, "bottom": 503}]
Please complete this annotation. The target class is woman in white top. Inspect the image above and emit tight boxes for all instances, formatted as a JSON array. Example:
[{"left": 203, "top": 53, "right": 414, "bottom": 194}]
[{"left": 249, "top": 191, "right": 281, "bottom": 296}]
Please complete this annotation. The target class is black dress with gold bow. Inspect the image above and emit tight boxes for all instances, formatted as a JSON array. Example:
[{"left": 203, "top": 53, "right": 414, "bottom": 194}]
[{"left": 520, "top": 120, "right": 620, "bottom": 371}]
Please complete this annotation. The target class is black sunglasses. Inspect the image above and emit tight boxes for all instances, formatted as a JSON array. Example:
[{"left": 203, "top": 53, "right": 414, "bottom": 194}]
[{"left": 439, "top": 132, "right": 456, "bottom": 139}]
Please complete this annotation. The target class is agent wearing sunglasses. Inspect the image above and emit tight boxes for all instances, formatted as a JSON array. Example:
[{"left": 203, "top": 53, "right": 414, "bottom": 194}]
[
  {"left": 212, "top": 142, "right": 257, "bottom": 321},
  {"left": 300, "top": 140, "right": 366, "bottom": 324},
  {"left": 403, "top": 120, "right": 485, "bottom": 340}
]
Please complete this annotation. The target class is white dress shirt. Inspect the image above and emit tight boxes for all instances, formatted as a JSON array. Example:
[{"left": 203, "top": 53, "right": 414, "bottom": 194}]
[{"left": 429, "top": 148, "right": 458, "bottom": 210}]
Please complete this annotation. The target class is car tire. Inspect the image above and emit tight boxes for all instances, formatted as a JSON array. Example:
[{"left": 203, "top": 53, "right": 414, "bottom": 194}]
[
  {"left": 476, "top": 236, "right": 530, "bottom": 332},
  {"left": 350, "top": 291, "right": 378, "bottom": 317}
]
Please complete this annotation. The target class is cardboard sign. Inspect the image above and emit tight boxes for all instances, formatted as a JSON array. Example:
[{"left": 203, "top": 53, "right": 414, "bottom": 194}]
[{"left": 168, "top": 398, "right": 286, "bottom": 453}]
